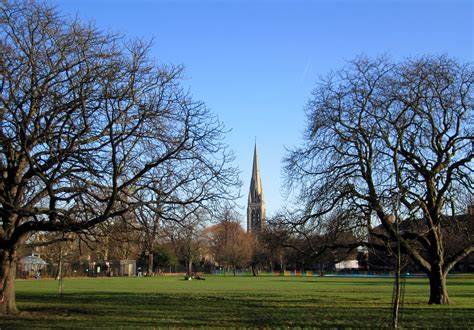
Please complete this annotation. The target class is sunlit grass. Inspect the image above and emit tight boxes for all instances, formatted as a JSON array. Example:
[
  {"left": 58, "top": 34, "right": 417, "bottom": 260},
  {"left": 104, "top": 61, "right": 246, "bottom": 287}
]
[{"left": 0, "top": 275, "right": 472, "bottom": 328}]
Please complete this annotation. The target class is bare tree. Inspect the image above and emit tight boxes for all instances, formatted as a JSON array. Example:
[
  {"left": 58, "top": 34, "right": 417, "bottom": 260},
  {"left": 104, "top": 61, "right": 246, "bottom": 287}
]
[
  {"left": 302, "top": 216, "right": 361, "bottom": 269},
  {"left": 259, "top": 218, "right": 289, "bottom": 272},
  {"left": 88, "top": 217, "right": 141, "bottom": 263},
  {"left": 164, "top": 207, "right": 209, "bottom": 276},
  {"left": 268, "top": 210, "right": 363, "bottom": 275},
  {"left": 0, "top": 1, "right": 237, "bottom": 314},
  {"left": 133, "top": 148, "right": 240, "bottom": 274},
  {"left": 285, "top": 56, "right": 473, "bottom": 304},
  {"left": 208, "top": 208, "right": 252, "bottom": 275}
]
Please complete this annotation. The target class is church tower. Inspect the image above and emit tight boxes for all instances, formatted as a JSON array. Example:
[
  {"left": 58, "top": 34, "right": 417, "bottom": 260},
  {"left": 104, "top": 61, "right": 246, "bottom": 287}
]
[{"left": 247, "top": 143, "right": 266, "bottom": 233}]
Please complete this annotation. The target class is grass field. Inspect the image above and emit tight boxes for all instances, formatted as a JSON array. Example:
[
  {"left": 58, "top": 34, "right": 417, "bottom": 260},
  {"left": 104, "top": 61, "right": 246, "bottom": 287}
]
[{"left": 0, "top": 275, "right": 473, "bottom": 328}]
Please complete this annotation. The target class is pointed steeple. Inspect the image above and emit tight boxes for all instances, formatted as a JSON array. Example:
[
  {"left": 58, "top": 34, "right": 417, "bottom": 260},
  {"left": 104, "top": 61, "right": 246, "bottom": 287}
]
[
  {"left": 247, "top": 141, "right": 265, "bottom": 233},
  {"left": 249, "top": 143, "right": 263, "bottom": 198}
]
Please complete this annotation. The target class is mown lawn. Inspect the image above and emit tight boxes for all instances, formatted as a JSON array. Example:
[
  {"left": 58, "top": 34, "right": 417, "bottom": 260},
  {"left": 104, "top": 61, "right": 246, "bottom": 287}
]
[{"left": 0, "top": 275, "right": 473, "bottom": 328}]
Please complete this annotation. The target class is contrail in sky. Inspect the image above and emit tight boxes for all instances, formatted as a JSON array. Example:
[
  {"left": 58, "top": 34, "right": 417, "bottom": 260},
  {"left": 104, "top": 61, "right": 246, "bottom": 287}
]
[{"left": 300, "top": 58, "right": 312, "bottom": 82}]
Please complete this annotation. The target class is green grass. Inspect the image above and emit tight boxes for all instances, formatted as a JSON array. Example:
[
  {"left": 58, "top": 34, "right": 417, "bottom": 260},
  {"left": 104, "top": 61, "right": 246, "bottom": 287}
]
[{"left": 1, "top": 275, "right": 473, "bottom": 328}]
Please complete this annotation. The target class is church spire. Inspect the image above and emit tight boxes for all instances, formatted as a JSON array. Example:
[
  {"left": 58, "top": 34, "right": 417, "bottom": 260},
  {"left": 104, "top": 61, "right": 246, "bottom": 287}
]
[
  {"left": 247, "top": 142, "right": 266, "bottom": 233},
  {"left": 250, "top": 142, "right": 263, "bottom": 198}
]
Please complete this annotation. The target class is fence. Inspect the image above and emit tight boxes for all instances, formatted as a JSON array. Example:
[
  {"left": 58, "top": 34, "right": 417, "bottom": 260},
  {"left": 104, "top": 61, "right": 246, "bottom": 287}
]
[{"left": 211, "top": 269, "right": 432, "bottom": 278}]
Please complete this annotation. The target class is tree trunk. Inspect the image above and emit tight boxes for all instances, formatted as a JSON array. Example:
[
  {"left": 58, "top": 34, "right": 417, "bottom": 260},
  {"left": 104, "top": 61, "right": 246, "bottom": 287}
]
[
  {"left": 251, "top": 263, "right": 257, "bottom": 276},
  {"left": 56, "top": 245, "right": 63, "bottom": 280},
  {"left": 392, "top": 238, "right": 402, "bottom": 328},
  {"left": 148, "top": 252, "right": 154, "bottom": 275},
  {"left": 187, "top": 259, "right": 193, "bottom": 276},
  {"left": 0, "top": 249, "right": 19, "bottom": 315},
  {"left": 428, "top": 267, "right": 450, "bottom": 304}
]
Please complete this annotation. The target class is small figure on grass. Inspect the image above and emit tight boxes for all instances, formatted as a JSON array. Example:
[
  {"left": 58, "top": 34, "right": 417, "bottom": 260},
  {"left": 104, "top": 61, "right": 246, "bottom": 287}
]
[{"left": 184, "top": 272, "right": 205, "bottom": 280}]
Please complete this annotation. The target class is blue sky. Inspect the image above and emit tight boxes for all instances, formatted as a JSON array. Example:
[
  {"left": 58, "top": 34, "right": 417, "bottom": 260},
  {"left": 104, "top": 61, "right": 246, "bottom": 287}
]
[{"left": 54, "top": 0, "right": 473, "bottom": 219}]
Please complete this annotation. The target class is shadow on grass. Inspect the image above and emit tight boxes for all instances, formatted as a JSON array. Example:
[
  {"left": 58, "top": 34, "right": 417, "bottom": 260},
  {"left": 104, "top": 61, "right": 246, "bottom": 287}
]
[
  {"left": 269, "top": 278, "right": 397, "bottom": 286},
  {"left": 0, "top": 288, "right": 472, "bottom": 328},
  {"left": 0, "top": 291, "right": 393, "bottom": 328}
]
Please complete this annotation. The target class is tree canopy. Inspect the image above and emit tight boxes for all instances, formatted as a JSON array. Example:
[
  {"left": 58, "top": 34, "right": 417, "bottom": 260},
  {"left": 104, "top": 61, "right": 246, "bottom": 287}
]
[
  {"left": 284, "top": 55, "right": 473, "bottom": 304},
  {"left": 0, "top": 1, "right": 238, "bottom": 314}
]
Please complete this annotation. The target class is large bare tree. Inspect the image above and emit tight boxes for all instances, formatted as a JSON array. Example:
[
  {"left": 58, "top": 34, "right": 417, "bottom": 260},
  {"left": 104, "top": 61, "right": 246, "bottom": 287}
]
[
  {"left": 285, "top": 56, "right": 473, "bottom": 304},
  {"left": 0, "top": 1, "right": 237, "bottom": 314}
]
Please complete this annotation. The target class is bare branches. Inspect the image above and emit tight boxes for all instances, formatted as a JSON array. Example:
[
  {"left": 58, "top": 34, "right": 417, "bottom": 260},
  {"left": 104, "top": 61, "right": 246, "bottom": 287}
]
[
  {"left": 0, "top": 1, "right": 239, "bottom": 250},
  {"left": 284, "top": 55, "right": 473, "bottom": 284},
  {"left": 444, "top": 245, "right": 474, "bottom": 274}
]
